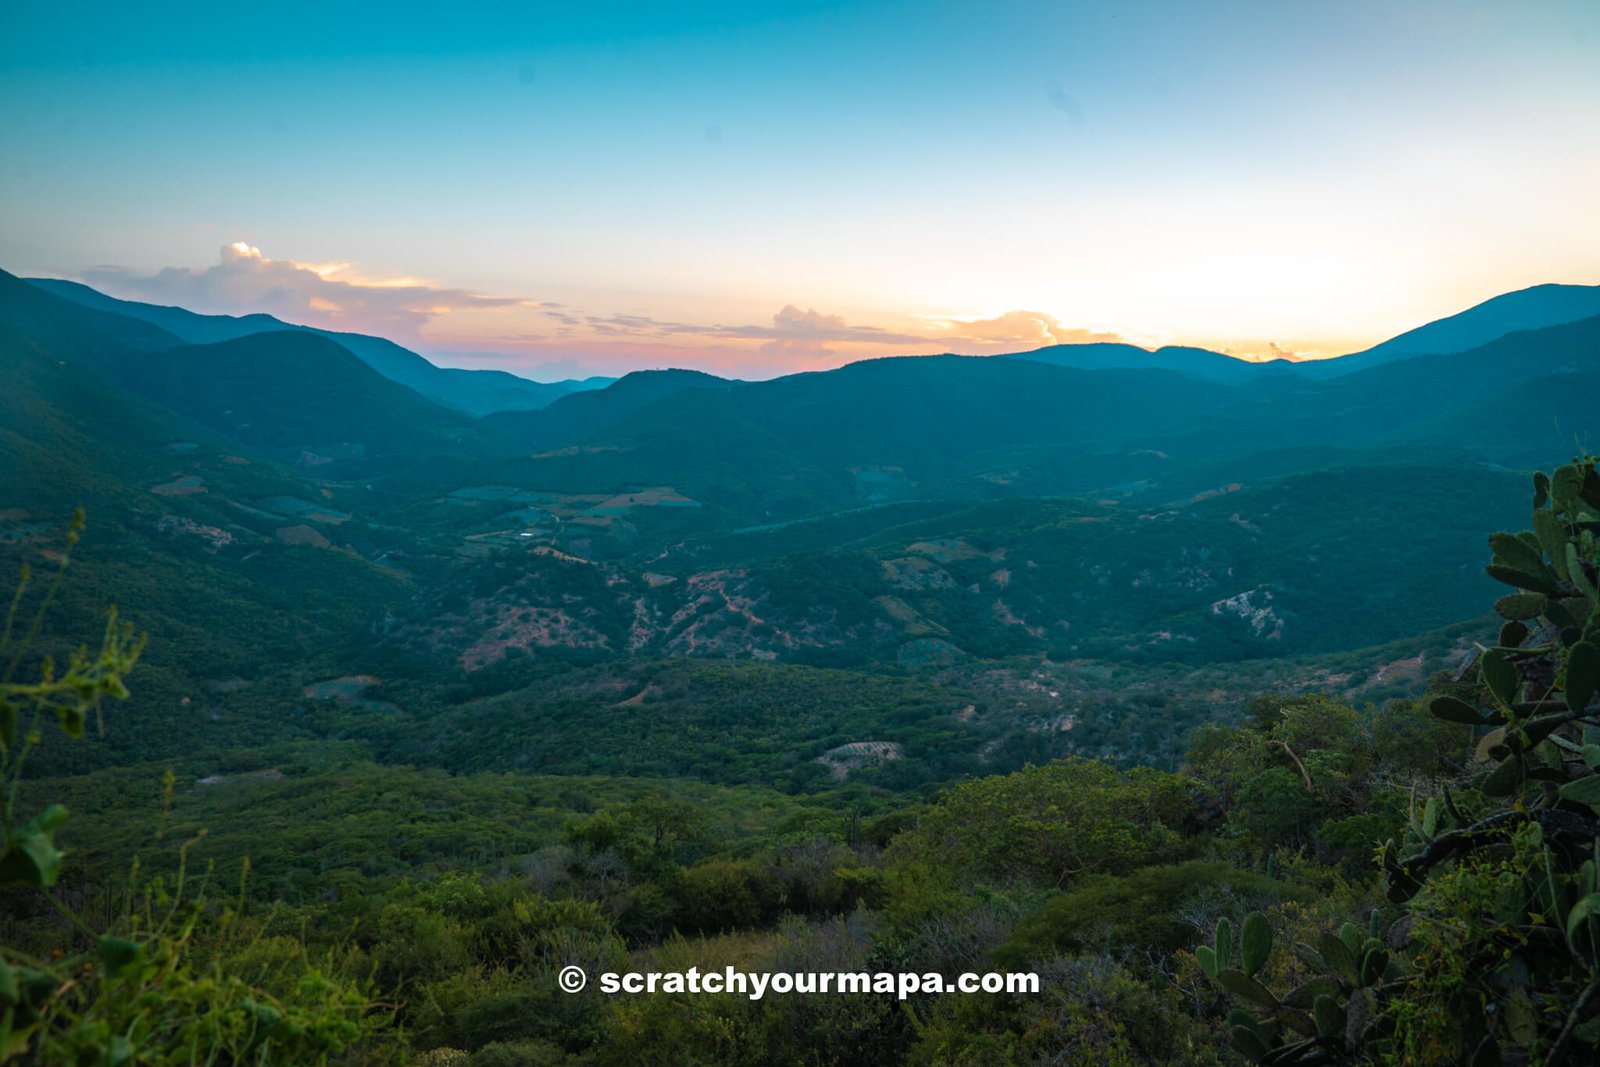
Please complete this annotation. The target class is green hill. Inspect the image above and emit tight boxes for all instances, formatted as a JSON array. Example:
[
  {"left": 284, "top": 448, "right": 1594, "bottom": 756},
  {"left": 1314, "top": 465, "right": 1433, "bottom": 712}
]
[{"left": 27, "top": 275, "right": 604, "bottom": 415}]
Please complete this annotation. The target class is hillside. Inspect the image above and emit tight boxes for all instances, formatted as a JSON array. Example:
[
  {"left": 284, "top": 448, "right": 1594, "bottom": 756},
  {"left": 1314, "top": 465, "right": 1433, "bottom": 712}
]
[
  {"left": 5, "top": 271, "right": 1565, "bottom": 780},
  {"left": 483, "top": 368, "right": 734, "bottom": 449},
  {"left": 26, "top": 275, "right": 606, "bottom": 415},
  {"left": 445, "top": 315, "right": 1599, "bottom": 536},
  {"left": 7, "top": 273, "right": 1598, "bottom": 1065},
  {"left": 1006, "top": 341, "right": 1298, "bottom": 383},
  {"left": 1303, "top": 281, "right": 1600, "bottom": 376}
]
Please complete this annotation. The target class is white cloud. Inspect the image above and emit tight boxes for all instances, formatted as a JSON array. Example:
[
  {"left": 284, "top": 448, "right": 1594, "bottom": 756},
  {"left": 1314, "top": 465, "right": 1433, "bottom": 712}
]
[
  {"left": 927, "top": 310, "right": 1123, "bottom": 349},
  {"left": 78, "top": 242, "right": 536, "bottom": 342}
]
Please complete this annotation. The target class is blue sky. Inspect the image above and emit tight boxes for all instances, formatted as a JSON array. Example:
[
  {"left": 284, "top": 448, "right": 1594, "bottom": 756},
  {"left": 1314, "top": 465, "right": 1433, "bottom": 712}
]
[{"left": 3, "top": 1, "right": 1597, "bottom": 379}]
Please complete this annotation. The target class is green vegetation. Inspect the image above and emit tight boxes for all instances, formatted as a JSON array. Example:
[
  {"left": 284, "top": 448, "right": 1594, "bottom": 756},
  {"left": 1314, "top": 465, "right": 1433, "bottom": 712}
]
[
  {"left": 1202, "top": 454, "right": 1600, "bottom": 1064},
  {"left": 6, "top": 271, "right": 1600, "bottom": 1061},
  {"left": 7, "top": 443, "right": 1599, "bottom": 1064},
  {"left": 1, "top": 519, "right": 379, "bottom": 1064}
]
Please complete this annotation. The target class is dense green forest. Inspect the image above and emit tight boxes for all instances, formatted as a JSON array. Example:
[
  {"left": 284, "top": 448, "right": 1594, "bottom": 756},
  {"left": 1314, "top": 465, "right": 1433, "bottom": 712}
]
[
  {"left": 4, "top": 271, "right": 1600, "bottom": 1063},
  {"left": 7, "top": 453, "right": 1600, "bottom": 1064}
]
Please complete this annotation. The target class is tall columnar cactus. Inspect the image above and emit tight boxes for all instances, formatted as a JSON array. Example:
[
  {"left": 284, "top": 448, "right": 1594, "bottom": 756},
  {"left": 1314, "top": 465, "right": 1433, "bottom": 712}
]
[{"left": 1208, "top": 455, "right": 1600, "bottom": 1065}]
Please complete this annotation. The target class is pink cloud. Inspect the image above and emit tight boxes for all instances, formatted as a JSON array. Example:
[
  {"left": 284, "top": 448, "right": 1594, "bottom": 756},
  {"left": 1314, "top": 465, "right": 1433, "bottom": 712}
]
[
  {"left": 78, "top": 242, "right": 538, "bottom": 344},
  {"left": 926, "top": 310, "right": 1123, "bottom": 350}
]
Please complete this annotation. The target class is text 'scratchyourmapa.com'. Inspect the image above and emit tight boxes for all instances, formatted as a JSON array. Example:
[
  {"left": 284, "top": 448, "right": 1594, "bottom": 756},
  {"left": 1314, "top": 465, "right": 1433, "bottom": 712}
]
[{"left": 557, "top": 965, "right": 1040, "bottom": 1001}]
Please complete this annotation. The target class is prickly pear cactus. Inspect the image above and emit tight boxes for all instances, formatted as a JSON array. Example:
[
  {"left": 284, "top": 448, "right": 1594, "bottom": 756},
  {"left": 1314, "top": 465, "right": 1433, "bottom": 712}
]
[
  {"left": 1207, "top": 456, "right": 1600, "bottom": 1065},
  {"left": 1199, "top": 909, "right": 1396, "bottom": 1064}
]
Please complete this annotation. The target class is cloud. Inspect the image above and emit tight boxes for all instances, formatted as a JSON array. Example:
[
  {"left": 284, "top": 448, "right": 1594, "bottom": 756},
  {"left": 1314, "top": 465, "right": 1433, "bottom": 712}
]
[
  {"left": 497, "top": 303, "right": 1124, "bottom": 367},
  {"left": 66, "top": 244, "right": 1137, "bottom": 379},
  {"left": 928, "top": 310, "right": 1123, "bottom": 349},
  {"left": 584, "top": 312, "right": 703, "bottom": 338},
  {"left": 716, "top": 306, "right": 931, "bottom": 355},
  {"left": 79, "top": 242, "right": 537, "bottom": 342},
  {"left": 1265, "top": 341, "right": 1313, "bottom": 362},
  {"left": 535, "top": 304, "right": 931, "bottom": 356},
  {"left": 767, "top": 305, "right": 846, "bottom": 337}
]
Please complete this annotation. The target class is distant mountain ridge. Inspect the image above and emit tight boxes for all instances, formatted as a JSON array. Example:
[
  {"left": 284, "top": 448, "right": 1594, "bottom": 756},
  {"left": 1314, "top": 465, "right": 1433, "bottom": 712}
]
[
  {"left": 23, "top": 273, "right": 1600, "bottom": 399},
  {"left": 1003, "top": 341, "right": 1297, "bottom": 383},
  {"left": 1302, "top": 283, "right": 1600, "bottom": 378},
  {"left": 483, "top": 368, "right": 734, "bottom": 449},
  {"left": 4, "top": 260, "right": 1598, "bottom": 688},
  {"left": 25, "top": 277, "right": 611, "bottom": 416},
  {"left": 1, "top": 269, "right": 512, "bottom": 473},
  {"left": 1003, "top": 283, "right": 1600, "bottom": 381}
]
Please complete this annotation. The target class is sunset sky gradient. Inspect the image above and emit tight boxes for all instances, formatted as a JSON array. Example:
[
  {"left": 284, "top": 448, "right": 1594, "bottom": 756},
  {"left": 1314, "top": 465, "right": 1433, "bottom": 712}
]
[{"left": 3, "top": 1, "right": 1597, "bottom": 380}]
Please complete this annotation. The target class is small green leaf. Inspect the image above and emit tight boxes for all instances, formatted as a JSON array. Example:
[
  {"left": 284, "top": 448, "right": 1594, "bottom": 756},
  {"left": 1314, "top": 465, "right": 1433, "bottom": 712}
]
[
  {"left": 1491, "top": 532, "right": 1548, "bottom": 576},
  {"left": 1495, "top": 593, "right": 1547, "bottom": 620},
  {"left": 1535, "top": 510, "right": 1569, "bottom": 578},
  {"left": 1241, "top": 912, "right": 1272, "bottom": 978},
  {"left": 1291, "top": 942, "right": 1326, "bottom": 972},
  {"left": 1566, "top": 641, "right": 1599, "bottom": 714},
  {"left": 1481, "top": 755, "right": 1526, "bottom": 797},
  {"left": 1196, "top": 944, "right": 1219, "bottom": 979},
  {"left": 1281, "top": 975, "right": 1340, "bottom": 1009},
  {"left": 1521, "top": 715, "right": 1566, "bottom": 747},
  {"left": 97, "top": 936, "right": 144, "bottom": 978},
  {"left": 1319, "top": 931, "right": 1359, "bottom": 985},
  {"left": 1214, "top": 916, "right": 1233, "bottom": 971},
  {"left": 56, "top": 701, "right": 87, "bottom": 739},
  {"left": 1479, "top": 649, "right": 1520, "bottom": 706},
  {"left": 1486, "top": 564, "right": 1557, "bottom": 595},
  {"left": 1226, "top": 1008, "right": 1260, "bottom": 1031},
  {"left": 1358, "top": 946, "right": 1388, "bottom": 987},
  {"left": 1500, "top": 621, "right": 1530, "bottom": 648},
  {"left": 1569, "top": 544, "right": 1599, "bottom": 599},
  {"left": 1547, "top": 599, "right": 1580, "bottom": 630},
  {"left": 1553, "top": 465, "right": 1584, "bottom": 510},
  {"left": 1230, "top": 1023, "right": 1270, "bottom": 1061},
  {"left": 1312, "top": 994, "right": 1345, "bottom": 1040},
  {"left": 0, "top": 804, "right": 68, "bottom": 888},
  {"left": 1559, "top": 774, "right": 1600, "bottom": 808},
  {"left": 1566, "top": 892, "right": 1600, "bottom": 942},
  {"left": 1430, "top": 696, "right": 1488, "bottom": 725},
  {"left": 1218, "top": 968, "right": 1278, "bottom": 1008}
]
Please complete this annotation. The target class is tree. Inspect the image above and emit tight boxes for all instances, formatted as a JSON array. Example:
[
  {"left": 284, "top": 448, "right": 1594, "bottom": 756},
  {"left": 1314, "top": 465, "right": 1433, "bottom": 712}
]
[{"left": 1205, "top": 455, "right": 1600, "bottom": 1065}]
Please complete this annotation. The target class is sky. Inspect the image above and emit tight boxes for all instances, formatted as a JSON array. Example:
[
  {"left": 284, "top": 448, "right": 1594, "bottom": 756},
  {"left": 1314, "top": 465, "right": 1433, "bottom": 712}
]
[{"left": 2, "top": 1, "right": 1597, "bottom": 382}]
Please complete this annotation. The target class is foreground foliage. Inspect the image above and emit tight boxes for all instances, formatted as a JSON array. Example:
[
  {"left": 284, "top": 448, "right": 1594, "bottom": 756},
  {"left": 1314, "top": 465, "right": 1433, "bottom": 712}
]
[
  {"left": 1205, "top": 455, "right": 1600, "bottom": 1065},
  {"left": 0, "top": 516, "right": 380, "bottom": 1064}
]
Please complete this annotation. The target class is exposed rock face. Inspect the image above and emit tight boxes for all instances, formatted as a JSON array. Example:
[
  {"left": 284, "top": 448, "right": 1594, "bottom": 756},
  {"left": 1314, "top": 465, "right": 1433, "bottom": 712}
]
[{"left": 1211, "top": 587, "right": 1284, "bottom": 640}]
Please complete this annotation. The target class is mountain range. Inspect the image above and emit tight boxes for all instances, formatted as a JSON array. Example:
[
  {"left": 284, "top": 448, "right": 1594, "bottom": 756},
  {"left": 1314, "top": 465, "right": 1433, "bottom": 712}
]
[
  {"left": 2, "top": 265, "right": 1596, "bottom": 774},
  {"left": 25, "top": 277, "right": 613, "bottom": 417}
]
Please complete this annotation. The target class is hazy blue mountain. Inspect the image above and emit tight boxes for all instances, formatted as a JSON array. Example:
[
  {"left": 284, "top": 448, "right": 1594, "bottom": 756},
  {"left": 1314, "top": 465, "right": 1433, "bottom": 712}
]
[
  {"left": 0, "top": 269, "right": 183, "bottom": 356},
  {"left": 479, "top": 312, "right": 1599, "bottom": 528},
  {"left": 26, "top": 276, "right": 605, "bottom": 416},
  {"left": 1004, "top": 283, "right": 1600, "bottom": 382},
  {"left": 0, "top": 264, "right": 1578, "bottom": 748},
  {"left": 1303, "top": 282, "right": 1600, "bottom": 377},
  {"left": 2, "top": 272, "right": 502, "bottom": 471},
  {"left": 483, "top": 368, "right": 733, "bottom": 450},
  {"left": 1005, "top": 341, "right": 1299, "bottom": 383},
  {"left": 111, "top": 332, "right": 492, "bottom": 464}
]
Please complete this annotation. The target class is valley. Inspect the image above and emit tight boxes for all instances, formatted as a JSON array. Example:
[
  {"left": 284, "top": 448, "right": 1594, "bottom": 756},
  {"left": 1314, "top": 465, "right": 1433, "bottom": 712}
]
[{"left": 4, "top": 268, "right": 1599, "bottom": 1064}]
